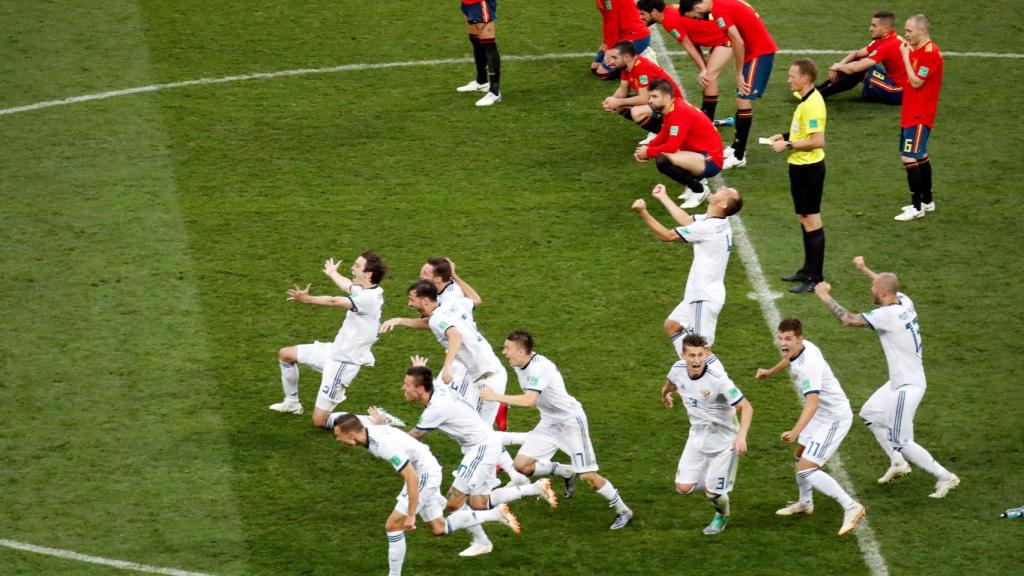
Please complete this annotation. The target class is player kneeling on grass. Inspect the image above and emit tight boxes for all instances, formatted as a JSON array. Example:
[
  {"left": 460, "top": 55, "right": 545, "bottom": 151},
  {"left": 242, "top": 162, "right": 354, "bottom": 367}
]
[
  {"left": 755, "top": 318, "right": 865, "bottom": 536},
  {"left": 270, "top": 252, "right": 387, "bottom": 430},
  {"left": 662, "top": 334, "right": 751, "bottom": 535},
  {"left": 480, "top": 330, "right": 634, "bottom": 530},
  {"left": 333, "top": 413, "right": 519, "bottom": 576}
]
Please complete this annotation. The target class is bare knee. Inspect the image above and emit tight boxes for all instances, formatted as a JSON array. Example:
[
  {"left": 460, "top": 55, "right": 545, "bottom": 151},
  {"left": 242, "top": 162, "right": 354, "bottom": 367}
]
[
  {"left": 513, "top": 456, "right": 535, "bottom": 476},
  {"left": 385, "top": 517, "right": 404, "bottom": 532},
  {"left": 665, "top": 319, "right": 683, "bottom": 336},
  {"left": 279, "top": 347, "right": 297, "bottom": 363},
  {"left": 580, "top": 472, "right": 604, "bottom": 490}
]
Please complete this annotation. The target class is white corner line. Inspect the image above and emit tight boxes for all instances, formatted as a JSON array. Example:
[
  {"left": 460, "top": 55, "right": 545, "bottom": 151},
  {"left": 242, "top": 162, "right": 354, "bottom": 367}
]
[
  {"left": 0, "top": 538, "right": 214, "bottom": 576},
  {"left": 2, "top": 48, "right": 1020, "bottom": 118},
  {"left": 649, "top": 32, "right": 889, "bottom": 576}
]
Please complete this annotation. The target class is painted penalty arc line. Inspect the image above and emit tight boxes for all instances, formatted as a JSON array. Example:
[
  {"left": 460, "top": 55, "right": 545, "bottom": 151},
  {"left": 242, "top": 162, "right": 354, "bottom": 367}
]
[
  {"left": 648, "top": 33, "right": 890, "bottom": 576},
  {"left": 1, "top": 48, "right": 1022, "bottom": 117},
  {"left": 0, "top": 538, "right": 214, "bottom": 576}
]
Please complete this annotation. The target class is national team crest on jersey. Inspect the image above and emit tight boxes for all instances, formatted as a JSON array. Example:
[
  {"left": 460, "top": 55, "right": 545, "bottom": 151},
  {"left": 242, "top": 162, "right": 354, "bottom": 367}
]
[{"left": 700, "top": 388, "right": 711, "bottom": 399}]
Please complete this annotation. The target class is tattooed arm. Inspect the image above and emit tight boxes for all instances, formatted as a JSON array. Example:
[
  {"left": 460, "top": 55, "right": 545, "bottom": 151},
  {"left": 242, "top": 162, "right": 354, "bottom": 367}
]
[{"left": 814, "top": 282, "right": 870, "bottom": 328}]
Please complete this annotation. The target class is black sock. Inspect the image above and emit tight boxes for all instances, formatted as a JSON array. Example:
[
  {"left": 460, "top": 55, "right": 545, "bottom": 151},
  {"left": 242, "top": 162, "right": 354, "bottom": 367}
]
[
  {"left": 656, "top": 154, "right": 702, "bottom": 193},
  {"left": 919, "top": 157, "right": 933, "bottom": 204},
  {"left": 816, "top": 71, "right": 865, "bottom": 99},
  {"left": 806, "top": 227, "right": 825, "bottom": 282},
  {"left": 640, "top": 113, "right": 663, "bottom": 134},
  {"left": 904, "top": 161, "right": 923, "bottom": 209},
  {"left": 469, "top": 35, "right": 487, "bottom": 84},
  {"left": 481, "top": 38, "right": 500, "bottom": 94},
  {"left": 701, "top": 94, "right": 718, "bottom": 121},
  {"left": 799, "top": 224, "right": 810, "bottom": 275},
  {"left": 732, "top": 108, "right": 753, "bottom": 159}
]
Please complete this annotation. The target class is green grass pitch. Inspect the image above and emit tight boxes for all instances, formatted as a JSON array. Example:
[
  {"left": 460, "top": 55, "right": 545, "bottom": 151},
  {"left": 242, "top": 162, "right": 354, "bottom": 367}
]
[{"left": 1, "top": 1, "right": 1022, "bottom": 574}]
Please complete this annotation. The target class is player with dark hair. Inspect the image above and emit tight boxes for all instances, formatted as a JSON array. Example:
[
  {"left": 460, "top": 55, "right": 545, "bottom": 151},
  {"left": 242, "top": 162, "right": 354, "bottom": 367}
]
[
  {"left": 766, "top": 59, "right": 828, "bottom": 294},
  {"left": 456, "top": 0, "right": 502, "bottom": 106},
  {"left": 680, "top": 0, "right": 778, "bottom": 169},
  {"left": 593, "top": 0, "right": 653, "bottom": 80},
  {"left": 894, "top": 13, "right": 943, "bottom": 221},
  {"left": 270, "top": 251, "right": 387, "bottom": 430},
  {"left": 636, "top": 79, "right": 724, "bottom": 208},
  {"left": 637, "top": 0, "right": 732, "bottom": 120},
  {"left": 601, "top": 40, "right": 680, "bottom": 144},
  {"left": 818, "top": 10, "right": 906, "bottom": 104}
]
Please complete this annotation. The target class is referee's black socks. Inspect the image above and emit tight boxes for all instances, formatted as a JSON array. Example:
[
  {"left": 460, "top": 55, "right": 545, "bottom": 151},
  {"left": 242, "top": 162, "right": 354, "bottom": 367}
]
[{"left": 807, "top": 227, "right": 826, "bottom": 283}]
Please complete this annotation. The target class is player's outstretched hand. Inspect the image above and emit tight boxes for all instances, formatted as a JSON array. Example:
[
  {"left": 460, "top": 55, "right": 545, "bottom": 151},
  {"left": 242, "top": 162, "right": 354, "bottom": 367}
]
[
  {"left": 631, "top": 199, "right": 647, "bottom": 212},
  {"left": 323, "top": 258, "right": 341, "bottom": 276},
  {"left": 651, "top": 183, "right": 668, "bottom": 199},
  {"left": 755, "top": 368, "right": 770, "bottom": 380},
  {"left": 367, "top": 406, "right": 387, "bottom": 425},
  {"left": 379, "top": 318, "right": 402, "bottom": 333},
  {"left": 814, "top": 281, "right": 832, "bottom": 300},
  {"left": 852, "top": 256, "right": 866, "bottom": 270},
  {"left": 286, "top": 283, "right": 311, "bottom": 302},
  {"left": 780, "top": 429, "right": 796, "bottom": 442},
  {"left": 410, "top": 355, "right": 428, "bottom": 367}
]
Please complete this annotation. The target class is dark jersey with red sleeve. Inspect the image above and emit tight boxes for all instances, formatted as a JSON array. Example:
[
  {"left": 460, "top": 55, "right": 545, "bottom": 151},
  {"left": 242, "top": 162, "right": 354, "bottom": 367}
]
[
  {"left": 596, "top": 0, "right": 650, "bottom": 47},
  {"left": 647, "top": 98, "right": 725, "bottom": 164},
  {"left": 865, "top": 31, "right": 908, "bottom": 87},
  {"left": 622, "top": 55, "right": 681, "bottom": 95},
  {"left": 901, "top": 40, "right": 943, "bottom": 128},
  {"left": 711, "top": 0, "right": 777, "bottom": 61},
  {"left": 662, "top": 4, "right": 729, "bottom": 48}
]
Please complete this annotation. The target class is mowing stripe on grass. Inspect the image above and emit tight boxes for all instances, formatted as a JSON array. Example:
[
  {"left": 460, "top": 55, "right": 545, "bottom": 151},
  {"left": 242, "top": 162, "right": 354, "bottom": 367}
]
[
  {"left": 2, "top": 49, "right": 1020, "bottom": 117},
  {"left": 649, "top": 31, "right": 889, "bottom": 576},
  {"left": 0, "top": 539, "right": 213, "bottom": 576}
]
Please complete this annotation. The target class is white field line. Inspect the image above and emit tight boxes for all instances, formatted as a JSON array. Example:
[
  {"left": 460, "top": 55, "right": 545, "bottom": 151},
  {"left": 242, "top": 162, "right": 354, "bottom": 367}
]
[
  {"left": 649, "top": 32, "right": 888, "bottom": 576},
  {"left": 1, "top": 48, "right": 1021, "bottom": 117},
  {"left": 0, "top": 538, "right": 213, "bottom": 576}
]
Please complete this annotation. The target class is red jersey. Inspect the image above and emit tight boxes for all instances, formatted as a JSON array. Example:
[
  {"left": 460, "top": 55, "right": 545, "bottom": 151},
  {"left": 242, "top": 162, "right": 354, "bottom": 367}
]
[
  {"left": 662, "top": 4, "right": 729, "bottom": 48},
  {"left": 647, "top": 97, "right": 725, "bottom": 164},
  {"left": 596, "top": 0, "right": 650, "bottom": 47},
  {"left": 462, "top": 0, "right": 482, "bottom": 4},
  {"left": 622, "top": 55, "right": 681, "bottom": 96},
  {"left": 864, "top": 31, "right": 908, "bottom": 88},
  {"left": 711, "top": 0, "right": 777, "bottom": 62},
  {"left": 901, "top": 40, "right": 943, "bottom": 128}
]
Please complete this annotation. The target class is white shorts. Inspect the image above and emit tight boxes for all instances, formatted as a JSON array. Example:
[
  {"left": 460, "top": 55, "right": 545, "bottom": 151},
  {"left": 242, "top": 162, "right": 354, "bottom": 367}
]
[
  {"left": 675, "top": 436, "right": 738, "bottom": 494},
  {"left": 475, "top": 371, "right": 507, "bottom": 427},
  {"left": 451, "top": 442, "right": 501, "bottom": 496},
  {"left": 519, "top": 412, "right": 599, "bottom": 474},
  {"left": 798, "top": 413, "right": 852, "bottom": 466},
  {"left": 395, "top": 466, "right": 447, "bottom": 522},
  {"left": 297, "top": 341, "right": 363, "bottom": 411},
  {"left": 859, "top": 383, "right": 925, "bottom": 447},
  {"left": 667, "top": 300, "right": 722, "bottom": 346}
]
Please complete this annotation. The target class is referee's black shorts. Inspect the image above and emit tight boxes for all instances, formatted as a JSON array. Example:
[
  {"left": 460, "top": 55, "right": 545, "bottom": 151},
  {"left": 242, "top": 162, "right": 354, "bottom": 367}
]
[{"left": 789, "top": 160, "right": 826, "bottom": 215}]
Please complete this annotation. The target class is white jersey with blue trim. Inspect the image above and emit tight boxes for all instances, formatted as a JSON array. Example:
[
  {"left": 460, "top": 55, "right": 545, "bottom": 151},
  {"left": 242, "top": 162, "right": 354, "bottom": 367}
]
[
  {"left": 514, "top": 354, "right": 583, "bottom": 425},
  {"left": 428, "top": 304, "right": 503, "bottom": 381},
  {"left": 789, "top": 340, "right": 852, "bottom": 420},
  {"left": 414, "top": 385, "right": 495, "bottom": 449},
  {"left": 861, "top": 292, "right": 926, "bottom": 388},
  {"left": 332, "top": 284, "right": 383, "bottom": 365},
  {"left": 366, "top": 424, "right": 442, "bottom": 476},
  {"left": 673, "top": 214, "right": 732, "bottom": 304},
  {"left": 437, "top": 282, "right": 474, "bottom": 318},
  {"left": 667, "top": 355, "right": 743, "bottom": 453}
]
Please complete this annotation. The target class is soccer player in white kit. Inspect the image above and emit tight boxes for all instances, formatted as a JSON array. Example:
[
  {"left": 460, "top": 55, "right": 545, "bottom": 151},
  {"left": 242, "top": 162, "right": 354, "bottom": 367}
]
[
  {"left": 397, "top": 361, "right": 557, "bottom": 556},
  {"left": 815, "top": 256, "right": 959, "bottom": 497},
  {"left": 332, "top": 414, "right": 520, "bottom": 576},
  {"left": 270, "top": 252, "right": 387, "bottom": 430},
  {"left": 662, "top": 334, "right": 753, "bottom": 535},
  {"left": 632, "top": 183, "right": 743, "bottom": 355},
  {"left": 755, "top": 318, "right": 865, "bottom": 536},
  {"left": 480, "top": 330, "right": 635, "bottom": 530}
]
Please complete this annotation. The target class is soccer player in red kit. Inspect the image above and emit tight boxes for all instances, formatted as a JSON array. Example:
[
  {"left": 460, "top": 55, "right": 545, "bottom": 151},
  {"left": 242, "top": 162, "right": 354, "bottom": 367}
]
[
  {"left": 602, "top": 40, "right": 681, "bottom": 142},
  {"left": 681, "top": 0, "right": 777, "bottom": 169},
  {"left": 894, "top": 13, "right": 943, "bottom": 222},
  {"left": 818, "top": 10, "right": 906, "bottom": 104},
  {"left": 593, "top": 0, "right": 653, "bottom": 80},
  {"left": 635, "top": 79, "right": 725, "bottom": 208},
  {"left": 637, "top": 0, "right": 732, "bottom": 121},
  {"left": 456, "top": 0, "right": 502, "bottom": 107}
]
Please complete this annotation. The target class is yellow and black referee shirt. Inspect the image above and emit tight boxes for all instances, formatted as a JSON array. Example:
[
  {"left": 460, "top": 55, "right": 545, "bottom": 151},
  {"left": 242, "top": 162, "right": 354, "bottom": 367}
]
[{"left": 788, "top": 88, "right": 826, "bottom": 165}]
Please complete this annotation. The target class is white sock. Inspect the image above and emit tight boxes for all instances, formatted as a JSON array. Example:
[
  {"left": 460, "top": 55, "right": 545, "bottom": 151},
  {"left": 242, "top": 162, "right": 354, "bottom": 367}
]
[
  {"left": 533, "top": 461, "right": 574, "bottom": 479},
  {"left": 671, "top": 331, "right": 685, "bottom": 356},
  {"left": 802, "top": 467, "right": 854, "bottom": 509},
  {"left": 473, "top": 506, "right": 505, "bottom": 523},
  {"left": 445, "top": 508, "right": 483, "bottom": 532},
  {"left": 596, "top": 480, "right": 630, "bottom": 513},
  {"left": 707, "top": 492, "right": 730, "bottom": 516},
  {"left": 865, "top": 421, "right": 905, "bottom": 466},
  {"left": 899, "top": 443, "right": 950, "bottom": 479},
  {"left": 498, "top": 431, "right": 528, "bottom": 446},
  {"left": 386, "top": 530, "right": 406, "bottom": 576},
  {"left": 499, "top": 450, "right": 529, "bottom": 483},
  {"left": 490, "top": 481, "right": 541, "bottom": 505},
  {"left": 796, "top": 468, "right": 814, "bottom": 504},
  {"left": 280, "top": 361, "right": 299, "bottom": 400},
  {"left": 465, "top": 522, "right": 490, "bottom": 545}
]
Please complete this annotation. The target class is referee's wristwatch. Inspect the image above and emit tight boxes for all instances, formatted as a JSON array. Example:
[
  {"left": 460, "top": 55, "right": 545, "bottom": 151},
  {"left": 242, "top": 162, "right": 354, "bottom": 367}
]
[{"left": 785, "top": 140, "right": 794, "bottom": 150}]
